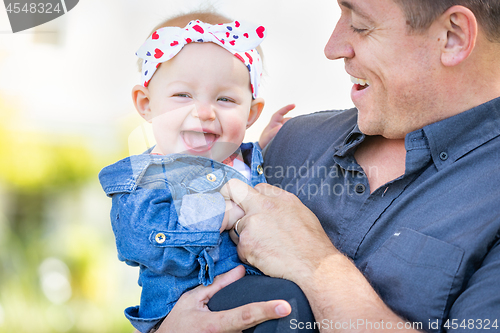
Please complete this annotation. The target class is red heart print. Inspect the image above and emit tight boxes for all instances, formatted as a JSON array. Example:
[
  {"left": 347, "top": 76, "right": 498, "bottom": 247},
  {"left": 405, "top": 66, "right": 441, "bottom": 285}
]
[
  {"left": 256, "top": 26, "right": 265, "bottom": 38},
  {"left": 226, "top": 32, "right": 230, "bottom": 38},
  {"left": 154, "top": 48, "right": 164, "bottom": 59},
  {"left": 245, "top": 52, "right": 253, "bottom": 64},
  {"left": 152, "top": 31, "right": 159, "bottom": 40},
  {"left": 235, "top": 21, "right": 240, "bottom": 28},
  {"left": 193, "top": 25, "right": 204, "bottom": 33},
  {"left": 185, "top": 38, "right": 192, "bottom": 43},
  {"left": 170, "top": 41, "right": 179, "bottom": 46},
  {"left": 230, "top": 40, "right": 236, "bottom": 46},
  {"left": 234, "top": 53, "right": 245, "bottom": 64},
  {"left": 243, "top": 33, "right": 249, "bottom": 38}
]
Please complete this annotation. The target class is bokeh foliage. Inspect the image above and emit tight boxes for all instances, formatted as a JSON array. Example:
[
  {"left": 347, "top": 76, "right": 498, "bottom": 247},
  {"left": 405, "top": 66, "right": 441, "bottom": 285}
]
[{"left": 0, "top": 98, "right": 138, "bottom": 333}]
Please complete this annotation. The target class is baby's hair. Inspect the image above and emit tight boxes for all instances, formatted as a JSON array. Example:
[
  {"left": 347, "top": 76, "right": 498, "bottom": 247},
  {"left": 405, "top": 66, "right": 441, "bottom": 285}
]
[{"left": 136, "top": 9, "right": 264, "bottom": 72}]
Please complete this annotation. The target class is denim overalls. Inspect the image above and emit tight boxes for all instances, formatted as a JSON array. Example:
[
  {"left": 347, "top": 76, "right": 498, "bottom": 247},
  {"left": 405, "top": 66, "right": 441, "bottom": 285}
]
[{"left": 99, "top": 142, "right": 265, "bottom": 333}]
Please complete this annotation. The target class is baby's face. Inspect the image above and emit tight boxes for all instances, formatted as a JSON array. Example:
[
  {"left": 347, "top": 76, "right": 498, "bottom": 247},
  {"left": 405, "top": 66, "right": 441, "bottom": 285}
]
[{"left": 145, "top": 42, "right": 257, "bottom": 162}]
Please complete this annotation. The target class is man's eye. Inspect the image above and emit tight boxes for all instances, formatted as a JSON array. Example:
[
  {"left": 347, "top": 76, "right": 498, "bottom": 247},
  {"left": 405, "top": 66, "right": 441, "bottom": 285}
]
[{"left": 350, "top": 25, "right": 368, "bottom": 34}]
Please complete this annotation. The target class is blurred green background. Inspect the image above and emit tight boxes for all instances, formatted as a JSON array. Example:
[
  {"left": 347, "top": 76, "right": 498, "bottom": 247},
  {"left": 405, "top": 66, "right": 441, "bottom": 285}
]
[
  {"left": 0, "top": 0, "right": 349, "bottom": 332},
  {"left": 0, "top": 94, "right": 142, "bottom": 332}
]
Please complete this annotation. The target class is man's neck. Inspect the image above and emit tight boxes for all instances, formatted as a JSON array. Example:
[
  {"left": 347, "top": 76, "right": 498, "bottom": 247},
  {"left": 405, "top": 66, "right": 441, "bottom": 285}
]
[{"left": 354, "top": 135, "right": 406, "bottom": 193}]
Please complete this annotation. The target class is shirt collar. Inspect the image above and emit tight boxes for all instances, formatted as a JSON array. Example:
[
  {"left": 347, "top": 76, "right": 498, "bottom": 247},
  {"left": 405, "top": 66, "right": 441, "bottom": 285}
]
[
  {"left": 334, "top": 124, "right": 365, "bottom": 157},
  {"left": 334, "top": 96, "right": 500, "bottom": 172},
  {"left": 418, "top": 96, "right": 500, "bottom": 171}
]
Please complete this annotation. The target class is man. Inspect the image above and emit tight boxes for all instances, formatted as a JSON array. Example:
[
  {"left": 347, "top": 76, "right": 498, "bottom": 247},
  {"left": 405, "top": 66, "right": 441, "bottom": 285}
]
[{"left": 158, "top": 0, "right": 500, "bottom": 332}]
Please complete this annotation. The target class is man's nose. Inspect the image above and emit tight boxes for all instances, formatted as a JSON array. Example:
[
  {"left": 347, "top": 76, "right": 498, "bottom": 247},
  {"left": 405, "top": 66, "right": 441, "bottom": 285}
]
[{"left": 324, "top": 16, "right": 355, "bottom": 60}]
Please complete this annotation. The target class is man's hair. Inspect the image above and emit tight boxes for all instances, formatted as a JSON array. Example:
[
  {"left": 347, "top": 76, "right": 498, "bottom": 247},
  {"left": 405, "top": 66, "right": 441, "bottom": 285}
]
[{"left": 394, "top": 0, "right": 500, "bottom": 42}]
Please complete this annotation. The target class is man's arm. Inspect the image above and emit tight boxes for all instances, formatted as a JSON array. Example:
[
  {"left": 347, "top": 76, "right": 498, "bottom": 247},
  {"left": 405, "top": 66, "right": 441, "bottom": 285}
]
[
  {"left": 223, "top": 179, "right": 422, "bottom": 333},
  {"left": 155, "top": 265, "right": 292, "bottom": 333}
]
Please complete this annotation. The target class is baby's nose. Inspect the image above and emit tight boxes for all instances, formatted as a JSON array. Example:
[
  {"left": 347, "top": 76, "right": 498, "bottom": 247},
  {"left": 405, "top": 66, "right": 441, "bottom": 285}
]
[{"left": 192, "top": 102, "right": 216, "bottom": 121}]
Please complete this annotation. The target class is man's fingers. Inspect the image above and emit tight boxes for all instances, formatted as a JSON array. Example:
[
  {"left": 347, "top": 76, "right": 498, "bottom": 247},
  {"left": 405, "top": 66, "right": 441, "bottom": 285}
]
[
  {"left": 253, "top": 183, "right": 287, "bottom": 198},
  {"left": 198, "top": 266, "right": 246, "bottom": 300},
  {"left": 220, "top": 179, "right": 260, "bottom": 212},
  {"left": 219, "top": 300, "right": 292, "bottom": 332}
]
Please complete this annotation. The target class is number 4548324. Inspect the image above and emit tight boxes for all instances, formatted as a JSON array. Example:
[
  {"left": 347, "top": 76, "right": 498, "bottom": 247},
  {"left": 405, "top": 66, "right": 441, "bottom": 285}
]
[
  {"left": 443, "top": 319, "right": 498, "bottom": 330},
  {"left": 6, "top": 3, "right": 62, "bottom": 14}
]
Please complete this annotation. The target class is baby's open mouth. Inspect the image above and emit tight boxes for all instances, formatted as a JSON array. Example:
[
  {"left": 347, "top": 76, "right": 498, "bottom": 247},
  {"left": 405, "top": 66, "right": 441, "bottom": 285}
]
[{"left": 181, "top": 131, "right": 219, "bottom": 150}]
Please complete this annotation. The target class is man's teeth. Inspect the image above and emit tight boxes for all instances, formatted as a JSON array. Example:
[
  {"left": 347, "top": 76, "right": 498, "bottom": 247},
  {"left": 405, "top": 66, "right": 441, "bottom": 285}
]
[{"left": 350, "top": 76, "right": 370, "bottom": 86}]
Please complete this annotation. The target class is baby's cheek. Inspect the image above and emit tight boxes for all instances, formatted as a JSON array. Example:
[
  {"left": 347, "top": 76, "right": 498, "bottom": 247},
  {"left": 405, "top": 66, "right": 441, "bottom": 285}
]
[{"left": 222, "top": 120, "right": 247, "bottom": 142}]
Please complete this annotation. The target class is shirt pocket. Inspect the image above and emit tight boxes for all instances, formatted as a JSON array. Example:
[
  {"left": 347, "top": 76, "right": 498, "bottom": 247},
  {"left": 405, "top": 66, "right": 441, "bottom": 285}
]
[{"left": 362, "top": 228, "right": 464, "bottom": 332}]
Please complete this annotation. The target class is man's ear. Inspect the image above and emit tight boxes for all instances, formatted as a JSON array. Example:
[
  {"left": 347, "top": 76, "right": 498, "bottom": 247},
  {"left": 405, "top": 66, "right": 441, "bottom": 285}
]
[
  {"left": 439, "top": 5, "right": 477, "bottom": 67},
  {"left": 247, "top": 98, "right": 265, "bottom": 128},
  {"left": 132, "top": 84, "right": 153, "bottom": 122}
]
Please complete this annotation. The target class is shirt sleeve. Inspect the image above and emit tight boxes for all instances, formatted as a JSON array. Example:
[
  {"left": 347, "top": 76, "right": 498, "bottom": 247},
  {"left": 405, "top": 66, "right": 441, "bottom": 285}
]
[{"left": 110, "top": 186, "right": 225, "bottom": 276}]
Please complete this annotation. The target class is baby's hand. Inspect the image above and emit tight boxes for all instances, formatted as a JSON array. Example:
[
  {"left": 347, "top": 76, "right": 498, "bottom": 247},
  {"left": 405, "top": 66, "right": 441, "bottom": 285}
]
[
  {"left": 258, "top": 104, "right": 295, "bottom": 149},
  {"left": 220, "top": 200, "right": 244, "bottom": 232}
]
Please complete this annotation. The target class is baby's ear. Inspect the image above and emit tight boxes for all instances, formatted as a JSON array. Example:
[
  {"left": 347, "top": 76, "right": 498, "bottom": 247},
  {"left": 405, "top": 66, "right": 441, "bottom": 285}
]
[
  {"left": 247, "top": 98, "right": 265, "bottom": 128},
  {"left": 132, "top": 85, "right": 153, "bottom": 122}
]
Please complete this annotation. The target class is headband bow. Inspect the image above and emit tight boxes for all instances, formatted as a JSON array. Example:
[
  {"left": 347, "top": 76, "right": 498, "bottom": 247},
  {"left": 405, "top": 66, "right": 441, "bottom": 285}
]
[{"left": 136, "top": 20, "right": 266, "bottom": 98}]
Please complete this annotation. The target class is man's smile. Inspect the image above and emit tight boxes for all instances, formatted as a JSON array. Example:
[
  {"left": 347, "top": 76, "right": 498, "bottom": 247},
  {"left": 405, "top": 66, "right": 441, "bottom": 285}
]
[{"left": 350, "top": 75, "right": 370, "bottom": 90}]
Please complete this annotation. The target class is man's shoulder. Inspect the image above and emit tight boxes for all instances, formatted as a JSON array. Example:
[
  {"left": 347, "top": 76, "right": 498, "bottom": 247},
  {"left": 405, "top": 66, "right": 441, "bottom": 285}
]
[
  {"left": 265, "top": 108, "right": 357, "bottom": 161},
  {"left": 263, "top": 108, "right": 358, "bottom": 186},
  {"left": 283, "top": 108, "right": 357, "bottom": 133}
]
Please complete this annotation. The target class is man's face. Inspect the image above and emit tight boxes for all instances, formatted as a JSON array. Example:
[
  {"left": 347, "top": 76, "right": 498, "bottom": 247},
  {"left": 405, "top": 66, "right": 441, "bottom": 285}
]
[{"left": 325, "top": 0, "right": 442, "bottom": 138}]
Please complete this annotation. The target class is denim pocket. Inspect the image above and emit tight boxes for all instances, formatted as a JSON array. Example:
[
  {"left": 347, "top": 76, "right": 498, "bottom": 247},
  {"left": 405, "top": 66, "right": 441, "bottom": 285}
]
[
  {"left": 362, "top": 228, "right": 464, "bottom": 332},
  {"left": 185, "top": 167, "right": 226, "bottom": 192}
]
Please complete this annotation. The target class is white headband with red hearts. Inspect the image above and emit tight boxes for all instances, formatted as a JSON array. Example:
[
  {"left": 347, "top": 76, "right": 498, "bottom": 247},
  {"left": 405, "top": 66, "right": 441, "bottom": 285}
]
[{"left": 136, "top": 20, "right": 266, "bottom": 98}]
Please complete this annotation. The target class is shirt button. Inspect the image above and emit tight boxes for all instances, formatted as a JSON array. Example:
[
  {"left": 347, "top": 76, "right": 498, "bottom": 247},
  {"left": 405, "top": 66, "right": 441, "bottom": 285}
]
[
  {"left": 155, "top": 233, "right": 166, "bottom": 244},
  {"left": 439, "top": 152, "right": 448, "bottom": 161},
  {"left": 355, "top": 183, "right": 366, "bottom": 194},
  {"left": 206, "top": 173, "right": 217, "bottom": 182},
  {"left": 257, "top": 165, "right": 264, "bottom": 175}
]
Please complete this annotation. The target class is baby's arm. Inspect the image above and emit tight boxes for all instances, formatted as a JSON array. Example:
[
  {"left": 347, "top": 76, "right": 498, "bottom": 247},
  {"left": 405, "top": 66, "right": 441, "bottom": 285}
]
[{"left": 111, "top": 189, "right": 223, "bottom": 274}]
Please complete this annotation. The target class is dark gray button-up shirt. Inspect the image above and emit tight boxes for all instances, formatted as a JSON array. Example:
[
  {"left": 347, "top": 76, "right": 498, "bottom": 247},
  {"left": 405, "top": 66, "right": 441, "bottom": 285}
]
[{"left": 264, "top": 96, "right": 500, "bottom": 332}]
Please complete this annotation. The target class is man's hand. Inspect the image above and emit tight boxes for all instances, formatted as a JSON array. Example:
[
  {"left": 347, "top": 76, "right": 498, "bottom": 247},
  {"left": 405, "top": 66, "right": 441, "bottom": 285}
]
[
  {"left": 221, "top": 180, "right": 417, "bottom": 332},
  {"left": 156, "top": 266, "right": 292, "bottom": 333},
  {"left": 258, "top": 104, "right": 294, "bottom": 149},
  {"left": 220, "top": 179, "right": 337, "bottom": 282},
  {"left": 220, "top": 199, "right": 245, "bottom": 233}
]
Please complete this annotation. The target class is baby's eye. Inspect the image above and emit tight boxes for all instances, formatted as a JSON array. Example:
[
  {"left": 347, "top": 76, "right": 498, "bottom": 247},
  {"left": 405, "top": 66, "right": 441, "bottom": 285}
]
[
  {"left": 217, "top": 97, "right": 235, "bottom": 103},
  {"left": 173, "top": 93, "right": 191, "bottom": 98}
]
